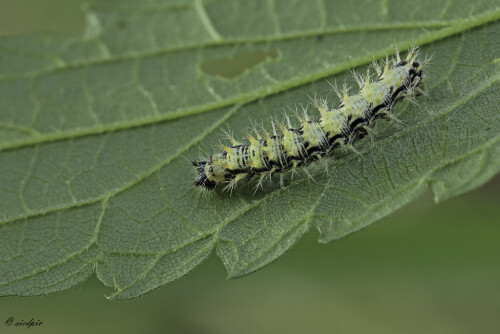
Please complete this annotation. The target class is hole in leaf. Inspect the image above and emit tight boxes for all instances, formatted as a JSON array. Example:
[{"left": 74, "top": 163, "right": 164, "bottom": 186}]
[{"left": 202, "top": 50, "right": 279, "bottom": 79}]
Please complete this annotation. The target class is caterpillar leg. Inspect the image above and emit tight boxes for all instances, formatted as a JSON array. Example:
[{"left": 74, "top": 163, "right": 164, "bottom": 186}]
[
  {"left": 290, "top": 161, "right": 300, "bottom": 181},
  {"left": 279, "top": 174, "right": 285, "bottom": 188},
  {"left": 414, "top": 85, "right": 429, "bottom": 98},
  {"left": 341, "top": 140, "right": 363, "bottom": 158},
  {"left": 361, "top": 125, "right": 379, "bottom": 151},
  {"left": 315, "top": 155, "right": 330, "bottom": 176},
  {"left": 253, "top": 172, "right": 268, "bottom": 193},
  {"left": 222, "top": 174, "right": 247, "bottom": 194},
  {"left": 267, "top": 167, "right": 277, "bottom": 183},
  {"left": 302, "top": 167, "right": 318, "bottom": 184},
  {"left": 379, "top": 111, "right": 405, "bottom": 126}
]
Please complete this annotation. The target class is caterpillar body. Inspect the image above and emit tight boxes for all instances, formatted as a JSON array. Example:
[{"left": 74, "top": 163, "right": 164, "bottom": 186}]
[{"left": 192, "top": 46, "right": 429, "bottom": 192}]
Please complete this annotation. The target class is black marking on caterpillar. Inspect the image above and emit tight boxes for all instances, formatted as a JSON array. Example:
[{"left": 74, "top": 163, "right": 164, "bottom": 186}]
[{"left": 192, "top": 46, "right": 430, "bottom": 193}]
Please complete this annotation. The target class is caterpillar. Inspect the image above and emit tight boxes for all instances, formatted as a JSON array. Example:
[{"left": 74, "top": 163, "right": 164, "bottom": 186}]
[{"left": 192, "top": 46, "right": 429, "bottom": 192}]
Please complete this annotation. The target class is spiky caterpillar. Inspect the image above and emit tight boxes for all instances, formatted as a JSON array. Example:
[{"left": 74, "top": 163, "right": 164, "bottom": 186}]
[{"left": 192, "top": 46, "right": 429, "bottom": 191}]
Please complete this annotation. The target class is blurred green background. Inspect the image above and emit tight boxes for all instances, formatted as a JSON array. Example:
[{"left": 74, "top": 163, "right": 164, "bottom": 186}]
[{"left": 1, "top": 1, "right": 499, "bottom": 333}]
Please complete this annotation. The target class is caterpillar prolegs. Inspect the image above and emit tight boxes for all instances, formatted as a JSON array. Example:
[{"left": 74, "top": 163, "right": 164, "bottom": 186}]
[{"left": 192, "top": 46, "right": 429, "bottom": 192}]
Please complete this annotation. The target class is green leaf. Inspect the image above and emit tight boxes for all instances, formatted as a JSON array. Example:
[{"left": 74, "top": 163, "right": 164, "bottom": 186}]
[{"left": 0, "top": 0, "right": 499, "bottom": 300}]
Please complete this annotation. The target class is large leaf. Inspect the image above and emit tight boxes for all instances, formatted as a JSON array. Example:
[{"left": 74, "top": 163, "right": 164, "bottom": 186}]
[{"left": 0, "top": 0, "right": 499, "bottom": 299}]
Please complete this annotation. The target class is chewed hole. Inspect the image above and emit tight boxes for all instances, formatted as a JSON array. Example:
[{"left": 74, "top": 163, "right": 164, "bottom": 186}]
[{"left": 201, "top": 50, "right": 279, "bottom": 79}]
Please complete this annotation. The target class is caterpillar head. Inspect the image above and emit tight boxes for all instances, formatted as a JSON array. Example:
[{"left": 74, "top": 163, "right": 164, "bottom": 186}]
[
  {"left": 191, "top": 154, "right": 228, "bottom": 190},
  {"left": 191, "top": 160, "right": 216, "bottom": 190}
]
